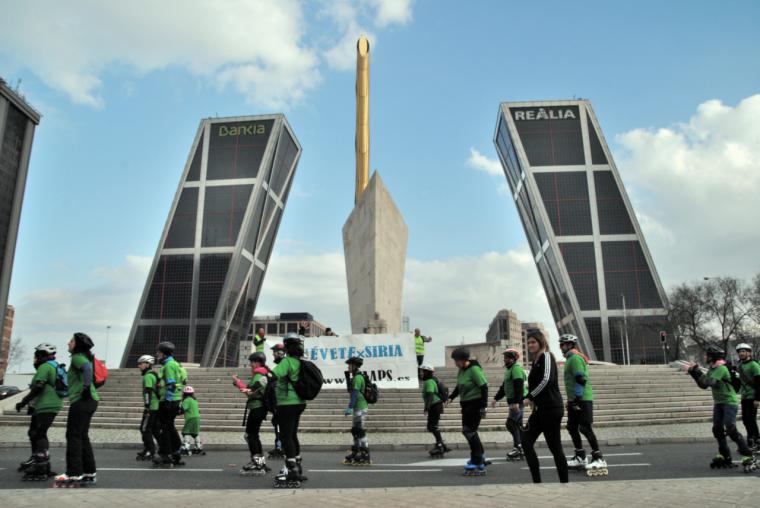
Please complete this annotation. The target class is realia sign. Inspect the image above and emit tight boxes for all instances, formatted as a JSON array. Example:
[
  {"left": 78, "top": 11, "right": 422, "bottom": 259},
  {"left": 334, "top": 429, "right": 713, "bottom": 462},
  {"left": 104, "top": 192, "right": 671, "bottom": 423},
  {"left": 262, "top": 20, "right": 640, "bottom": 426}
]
[{"left": 513, "top": 108, "right": 577, "bottom": 121}]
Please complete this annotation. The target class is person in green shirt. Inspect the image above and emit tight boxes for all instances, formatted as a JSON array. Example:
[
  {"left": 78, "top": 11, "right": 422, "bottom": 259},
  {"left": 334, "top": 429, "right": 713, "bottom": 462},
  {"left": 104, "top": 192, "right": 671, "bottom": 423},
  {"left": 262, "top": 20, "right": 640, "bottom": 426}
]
[
  {"left": 559, "top": 335, "right": 606, "bottom": 474},
  {"left": 15, "top": 343, "right": 64, "bottom": 479},
  {"left": 446, "top": 347, "right": 488, "bottom": 475},
  {"left": 686, "top": 343, "right": 755, "bottom": 470},
  {"left": 492, "top": 348, "right": 527, "bottom": 462},
  {"left": 234, "top": 351, "right": 272, "bottom": 475},
  {"left": 136, "top": 354, "right": 160, "bottom": 461},
  {"left": 414, "top": 328, "right": 432, "bottom": 367},
  {"left": 419, "top": 364, "right": 450, "bottom": 457},
  {"left": 271, "top": 333, "right": 307, "bottom": 486},
  {"left": 342, "top": 356, "right": 370, "bottom": 465},
  {"left": 253, "top": 327, "right": 267, "bottom": 353},
  {"left": 735, "top": 343, "right": 760, "bottom": 451},
  {"left": 266, "top": 343, "right": 286, "bottom": 458},
  {"left": 54, "top": 332, "right": 99, "bottom": 486},
  {"left": 154, "top": 341, "right": 185, "bottom": 467},
  {"left": 180, "top": 386, "right": 203, "bottom": 455}
]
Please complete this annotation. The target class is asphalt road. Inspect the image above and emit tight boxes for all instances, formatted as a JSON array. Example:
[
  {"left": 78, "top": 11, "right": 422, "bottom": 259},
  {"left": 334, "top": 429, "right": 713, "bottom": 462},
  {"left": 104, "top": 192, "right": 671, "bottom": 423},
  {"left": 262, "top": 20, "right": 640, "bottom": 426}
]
[{"left": 1, "top": 442, "right": 757, "bottom": 489}]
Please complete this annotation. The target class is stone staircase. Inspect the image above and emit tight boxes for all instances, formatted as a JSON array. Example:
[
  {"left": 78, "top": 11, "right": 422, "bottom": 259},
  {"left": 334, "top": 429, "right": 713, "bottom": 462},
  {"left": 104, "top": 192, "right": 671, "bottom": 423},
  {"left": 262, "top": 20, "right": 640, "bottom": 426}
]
[{"left": 0, "top": 365, "right": 713, "bottom": 432}]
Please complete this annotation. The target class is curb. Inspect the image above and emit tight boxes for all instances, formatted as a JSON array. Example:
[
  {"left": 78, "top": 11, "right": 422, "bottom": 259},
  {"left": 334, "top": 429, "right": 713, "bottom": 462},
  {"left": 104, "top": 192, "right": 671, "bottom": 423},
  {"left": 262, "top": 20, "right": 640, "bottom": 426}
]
[{"left": 0, "top": 436, "right": 715, "bottom": 451}]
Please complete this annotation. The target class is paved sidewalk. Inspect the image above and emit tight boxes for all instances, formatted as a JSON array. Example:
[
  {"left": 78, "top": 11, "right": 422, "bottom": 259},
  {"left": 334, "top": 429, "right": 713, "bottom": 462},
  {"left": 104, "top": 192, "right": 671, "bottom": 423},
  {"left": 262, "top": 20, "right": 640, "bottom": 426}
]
[
  {"left": 3, "top": 477, "right": 759, "bottom": 507},
  {"left": 0, "top": 421, "right": 715, "bottom": 450}
]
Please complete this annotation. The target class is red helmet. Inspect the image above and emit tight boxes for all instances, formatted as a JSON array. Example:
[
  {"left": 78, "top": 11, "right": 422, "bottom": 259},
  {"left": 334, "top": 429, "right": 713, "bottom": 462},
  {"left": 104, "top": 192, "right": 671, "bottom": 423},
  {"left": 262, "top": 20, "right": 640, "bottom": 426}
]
[{"left": 503, "top": 348, "right": 520, "bottom": 360}]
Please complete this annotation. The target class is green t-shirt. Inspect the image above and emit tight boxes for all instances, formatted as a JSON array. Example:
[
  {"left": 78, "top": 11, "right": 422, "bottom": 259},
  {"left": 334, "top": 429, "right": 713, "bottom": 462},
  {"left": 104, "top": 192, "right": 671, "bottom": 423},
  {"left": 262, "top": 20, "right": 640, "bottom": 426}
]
[
  {"left": 457, "top": 364, "right": 488, "bottom": 402},
  {"left": 738, "top": 360, "right": 760, "bottom": 400},
  {"left": 31, "top": 361, "right": 63, "bottom": 414},
  {"left": 272, "top": 356, "right": 305, "bottom": 406},
  {"left": 143, "top": 370, "right": 160, "bottom": 411},
  {"left": 68, "top": 353, "right": 100, "bottom": 404},
  {"left": 564, "top": 353, "right": 593, "bottom": 402},
  {"left": 352, "top": 373, "right": 368, "bottom": 411},
  {"left": 503, "top": 363, "right": 528, "bottom": 400},
  {"left": 423, "top": 378, "right": 442, "bottom": 407},
  {"left": 708, "top": 365, "right": 739, "bottom": 406},
  {"left": 247, "top": 372, "right": 267, "bottom": 410},
  {"left": 159, "top": 357, "right": 184, "bottom": 402},
  {"left": 181, "top": 396, "right": 200, "bottom": 419}
]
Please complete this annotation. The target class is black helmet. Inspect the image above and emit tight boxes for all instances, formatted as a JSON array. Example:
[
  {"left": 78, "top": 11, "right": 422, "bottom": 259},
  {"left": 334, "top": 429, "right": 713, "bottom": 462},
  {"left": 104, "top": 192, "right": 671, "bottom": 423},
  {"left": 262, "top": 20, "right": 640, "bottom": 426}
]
[
  {"left": 73, "top": 332, "right": 94, "bottom": 351},
  {"left": 704, "top": 343, "right": 725, "bottom": 363},
  {"left": 283, "top": 333, "right": 304, "bottom": 356},
  {"left": 157, "top": 341, "right": 175, "bottom": 355},
  {"left": 451, "top": 347, "right": 470, "bottom": 362},
  {"left": 248, "top": 352, "right": 266, "bottom": 364},
  {"left": 346, "top": 356, "right": 364, "bottom": 367}
]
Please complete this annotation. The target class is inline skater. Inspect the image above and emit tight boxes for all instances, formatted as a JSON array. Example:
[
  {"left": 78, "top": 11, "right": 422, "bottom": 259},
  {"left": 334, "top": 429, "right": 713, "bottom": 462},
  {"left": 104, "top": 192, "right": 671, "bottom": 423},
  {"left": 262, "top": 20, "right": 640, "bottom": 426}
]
[
  {"left": 53, "top": 333, "right": 100, "bottom": 487},
  {"left": 180, "top": 386, "right": 203, "bottom": 455},
  {"left": 522, "top": 329, "right": 568, "bottom": 483},
  {"left": 234, "top": 352, "right": 271, "bottom": 476},
  {"left": 342, "top": 356, "right": 371, "bottom": 466},
  {"left": 491, "top": 348, "right": 526, "bottom": 462},
  {"left": 559, "top": 335, "right": 607, "bottom": 476},
  {"left": 686, "top": 343, "right": 756, "bottom": 472},
  {"left": 267, "top": 343, "right": 285, "bottom": 459},
  {"left": 735, "top": 343, "right": 760, "bottom": 452},
  {"left": 446, "top": 347, "right": 488, "bottom": 476},
  {"left": 136, "top": 355, "right": 159, "bottom": 461},
  {"left": 420, "top": 365, "right": 450, "bottom": 457},
  {"left": 272, "top": 333, "right": 308, "bottom": 488},
  {"left": 152, "top": 341, "right": 185, "bottom": 468},
  {"left": 16, "top": 343, "right": 64, "bottom": 481}
]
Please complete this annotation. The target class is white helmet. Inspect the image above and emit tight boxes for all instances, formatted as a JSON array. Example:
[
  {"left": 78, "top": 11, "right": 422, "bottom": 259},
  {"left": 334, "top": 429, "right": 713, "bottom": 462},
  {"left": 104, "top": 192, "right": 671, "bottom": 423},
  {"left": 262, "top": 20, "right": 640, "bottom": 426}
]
[
  {"left": 34, "top": 343, "right": 57, "bottom": 356},
  {"left": 138, "top": 354, "right": 155, "bottom": 365},
  {"left": 735, "top": 343, "right": 752, "bottom": 352},
  {"left": 419, "top": 364, "right": 435, "bottom": 372}
]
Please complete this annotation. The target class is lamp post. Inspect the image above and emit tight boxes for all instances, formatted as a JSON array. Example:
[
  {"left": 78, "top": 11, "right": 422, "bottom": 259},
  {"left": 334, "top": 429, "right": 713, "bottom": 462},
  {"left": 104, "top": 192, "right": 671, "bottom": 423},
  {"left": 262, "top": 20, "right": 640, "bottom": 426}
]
[
  {"left": 105, "top": 325, "right": 111, "bottom": 366},
  {"left": 621, "top": 294, "right": 630, "bottom": 365}
]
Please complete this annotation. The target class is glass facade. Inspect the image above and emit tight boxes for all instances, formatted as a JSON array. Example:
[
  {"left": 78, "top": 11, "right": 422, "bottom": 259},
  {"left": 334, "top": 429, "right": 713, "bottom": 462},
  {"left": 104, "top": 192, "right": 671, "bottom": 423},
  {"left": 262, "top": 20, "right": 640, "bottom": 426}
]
[
  {"left": 0, "top": 105, "right": 26, "bottom": 272},
  {"left": 122, "top": 115, "right": 301, "bottom": 367},
  {"left": 494, "top": 101, "right": 667, "bottom": 363}
]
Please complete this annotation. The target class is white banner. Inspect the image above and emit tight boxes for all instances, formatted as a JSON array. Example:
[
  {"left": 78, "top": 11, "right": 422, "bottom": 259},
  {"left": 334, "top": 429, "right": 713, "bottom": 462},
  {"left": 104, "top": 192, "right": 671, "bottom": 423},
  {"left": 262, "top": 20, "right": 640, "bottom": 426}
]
[{"left": 263, "top": 333, "right": 419, "bottom": 389}]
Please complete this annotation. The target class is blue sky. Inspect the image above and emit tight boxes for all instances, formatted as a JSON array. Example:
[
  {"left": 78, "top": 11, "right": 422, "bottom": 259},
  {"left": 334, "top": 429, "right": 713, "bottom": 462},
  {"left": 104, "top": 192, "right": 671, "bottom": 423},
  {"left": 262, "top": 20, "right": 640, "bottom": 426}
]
[{"left": 2, "top": 0, "right": 759, "bottom": 367}]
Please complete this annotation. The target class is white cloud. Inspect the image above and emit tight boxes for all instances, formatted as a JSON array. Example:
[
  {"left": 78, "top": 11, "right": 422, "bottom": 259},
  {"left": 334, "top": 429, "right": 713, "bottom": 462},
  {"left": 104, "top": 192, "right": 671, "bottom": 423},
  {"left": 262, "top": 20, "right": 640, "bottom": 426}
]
[
  {"left": 371, "top": 0, "right": 414, "bottom": 27},
  {"left": 0, "top": 0, "right": 319, "bottom": 108},
  {"left": 616, "top": 94, "right": 760, "bottom": 284},
  {"left": 467, "top": 147, "right": 503, "bottom": 176}
]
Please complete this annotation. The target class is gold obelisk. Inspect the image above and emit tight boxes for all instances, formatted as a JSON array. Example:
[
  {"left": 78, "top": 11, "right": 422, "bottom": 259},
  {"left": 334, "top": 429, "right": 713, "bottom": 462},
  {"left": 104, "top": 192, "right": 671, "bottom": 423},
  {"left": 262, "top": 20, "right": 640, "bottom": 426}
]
[{"left": 355, "top": 36, "right": 370, "bottom": 204}]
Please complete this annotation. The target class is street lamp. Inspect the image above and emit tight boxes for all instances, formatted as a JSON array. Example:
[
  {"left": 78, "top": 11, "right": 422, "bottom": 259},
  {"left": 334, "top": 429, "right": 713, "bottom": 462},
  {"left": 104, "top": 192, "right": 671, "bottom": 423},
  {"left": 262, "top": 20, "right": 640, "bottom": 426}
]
[
  {"left": 621, "top": 294, "right": 630, "bottom": 365},
  {"left": 105, "top": 325, "right": 111, "bottom": 366}
]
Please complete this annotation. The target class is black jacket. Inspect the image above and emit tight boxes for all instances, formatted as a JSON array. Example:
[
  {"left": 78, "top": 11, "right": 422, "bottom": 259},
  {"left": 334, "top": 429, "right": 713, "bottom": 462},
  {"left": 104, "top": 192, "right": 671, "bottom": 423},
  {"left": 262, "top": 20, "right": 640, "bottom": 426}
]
[{"left": 527, "top": 352, "right": 563, "bottom": 409}]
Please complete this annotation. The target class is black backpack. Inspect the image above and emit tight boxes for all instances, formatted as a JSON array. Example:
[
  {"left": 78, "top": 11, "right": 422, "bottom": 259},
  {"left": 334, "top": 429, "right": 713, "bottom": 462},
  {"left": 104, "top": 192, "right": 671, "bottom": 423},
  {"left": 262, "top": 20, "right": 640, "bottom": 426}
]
[
  {"left": 361, "top": 373, "right": 379, "bottom": 405},
  {"left": 264, "top": 369, "right": 278, "bottom": 412},
  {"left": 289, "top": 359, "right": 323, "bottom": 401},
  {"left": 432, "top": 376, "right": 449, "bottom": 401},
  {"left": 726, "top": 363, "right": 743, "bottom": 392}
]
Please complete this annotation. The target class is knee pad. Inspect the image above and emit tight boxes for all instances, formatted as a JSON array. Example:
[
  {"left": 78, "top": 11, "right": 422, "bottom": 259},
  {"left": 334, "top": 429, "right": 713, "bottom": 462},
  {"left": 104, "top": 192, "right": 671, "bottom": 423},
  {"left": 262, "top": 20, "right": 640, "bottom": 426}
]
[
  {"left": 350, "top": 426, "right": 361, "bottom": 439},
  {"left": 712, "top": 425, "right": 726, "bottom": 440},
  {"left": 462, "top": 426, "right": 477, "bottom": 441},
  {"left": 579, "top": 423, "right": 593, "bottom": 436},
  {"left": 427, "top": 422, "right": 438, "bottom": 433},
  {"left": 506, "top": 419, "right": 519, "bottom": 434}
]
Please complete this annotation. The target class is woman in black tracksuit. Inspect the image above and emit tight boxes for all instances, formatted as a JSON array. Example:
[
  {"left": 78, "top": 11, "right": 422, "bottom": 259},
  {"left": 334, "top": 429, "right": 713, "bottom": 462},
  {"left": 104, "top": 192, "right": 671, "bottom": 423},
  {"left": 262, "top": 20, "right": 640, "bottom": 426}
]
[{"left": 523, "top": 330, "right": 568, "bottom": 483}]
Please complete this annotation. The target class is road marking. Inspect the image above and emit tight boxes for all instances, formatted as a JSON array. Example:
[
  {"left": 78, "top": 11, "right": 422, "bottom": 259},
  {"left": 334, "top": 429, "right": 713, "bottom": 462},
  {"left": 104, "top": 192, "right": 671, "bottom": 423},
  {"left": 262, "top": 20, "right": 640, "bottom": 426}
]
[
  {"left": 522, "top": 463, "right": 651, "bottom": 470},
  {"left": 382, "top": 453, "right": 644, "bottom": 468},
  {"left": 97, "top": 468, "right": 224, "bottom": 472},
  {"left": 308, "top": 469, "right": 443, "bottom": 473}
]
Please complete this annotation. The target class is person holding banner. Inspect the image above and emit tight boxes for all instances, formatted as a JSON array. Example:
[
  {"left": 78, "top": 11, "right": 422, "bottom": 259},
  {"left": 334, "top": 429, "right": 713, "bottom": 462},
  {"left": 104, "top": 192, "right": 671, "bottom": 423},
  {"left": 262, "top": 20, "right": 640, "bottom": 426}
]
[
  {"left": 342, "top": 356, "right": 371, "bottom": 466},
  {"left": 414, "top": 328, "right": 432, "bottom": 366},
  {"left": 446, "top": 347, "right": 489, "bottom": 476}
]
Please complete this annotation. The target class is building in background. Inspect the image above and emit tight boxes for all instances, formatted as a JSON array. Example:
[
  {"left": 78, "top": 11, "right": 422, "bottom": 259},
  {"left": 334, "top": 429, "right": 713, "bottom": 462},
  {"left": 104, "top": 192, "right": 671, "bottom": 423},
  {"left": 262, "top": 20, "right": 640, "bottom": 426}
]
[
  {"left": 0, "top": 79, "right": 40, "bottom": 357},
  {"left": 494, "top": 100, "right": 668, "bottom": 364},
  {"left": 250, "top": 312, "right": 327, "bottom": 338},
  {"left": 120, "top": 115, "right": 302, "bottom": 368},
  {"left": 485, "top": 309, "right": 522, "bottom": 349},
  {"left": 0, "top": 305, "right": 14, "bottom": 382}
]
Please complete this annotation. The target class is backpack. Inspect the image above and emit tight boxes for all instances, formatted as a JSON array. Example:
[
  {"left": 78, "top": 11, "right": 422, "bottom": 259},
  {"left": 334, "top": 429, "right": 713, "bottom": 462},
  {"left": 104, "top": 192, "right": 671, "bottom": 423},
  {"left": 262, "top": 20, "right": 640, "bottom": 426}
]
[
  {"left": 263, "top": 368, "right": 278, "bottom": 412},
  {"left": 47, "top": 360, "right": 68, "bottom": 398},
  {"left": 726, "top": 363, "right": 742, "bottom": 393},
  {"left": 288, "top": 359, "right": 323, "bottom": 401},
  {"left": 361, "top": 373, "right": 379, "bottom": 405},
  {"left": 432, "top": 376, "right": 449, "bottom": 402},
  {"left": 93, "top": 356, "right": 108, "bottom": 388}
]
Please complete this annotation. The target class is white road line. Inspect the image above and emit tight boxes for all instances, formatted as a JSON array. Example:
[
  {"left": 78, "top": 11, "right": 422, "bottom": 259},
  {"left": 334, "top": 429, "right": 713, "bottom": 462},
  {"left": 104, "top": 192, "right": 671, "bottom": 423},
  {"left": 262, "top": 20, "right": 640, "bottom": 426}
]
[
  {"left": 97, "top": 468, "right": 224, "bottom": 472},
  {"left": 537, "top": 452, "right": 643, "bottom": 460},
  {"left": 308, "top": 469, "right": 443, "bottom": 473},
  {"left": 522, "top": 463, "right": 651, "bottom": 470},
  {"left": 381, "top": 453, "right": 644, "bottom": 468}
]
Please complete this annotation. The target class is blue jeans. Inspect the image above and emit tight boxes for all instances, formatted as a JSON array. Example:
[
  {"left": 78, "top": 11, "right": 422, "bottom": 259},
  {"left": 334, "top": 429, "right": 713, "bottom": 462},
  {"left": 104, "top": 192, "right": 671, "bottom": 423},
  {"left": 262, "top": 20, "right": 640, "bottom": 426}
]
[
  {"left": 712, "top": 403, "right": 751, "bottom": 458},
  {"left": 506, "top": 404, "right": 524, "bottom": 447}
]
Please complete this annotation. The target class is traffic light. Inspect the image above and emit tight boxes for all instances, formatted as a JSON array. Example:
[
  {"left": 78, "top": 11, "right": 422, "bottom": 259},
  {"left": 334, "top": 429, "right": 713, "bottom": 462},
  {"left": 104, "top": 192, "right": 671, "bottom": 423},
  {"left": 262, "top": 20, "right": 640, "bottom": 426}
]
[{"left": 659, "top": 331, "right": 667, "bottom": 343}]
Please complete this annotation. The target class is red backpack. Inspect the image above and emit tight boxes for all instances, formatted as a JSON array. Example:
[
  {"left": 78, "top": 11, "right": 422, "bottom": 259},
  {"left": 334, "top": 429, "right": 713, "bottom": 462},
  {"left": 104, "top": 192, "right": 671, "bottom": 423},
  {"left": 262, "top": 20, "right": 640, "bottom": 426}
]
[{"left": 93, "top": 356, "right": 109, "bottom": 388}]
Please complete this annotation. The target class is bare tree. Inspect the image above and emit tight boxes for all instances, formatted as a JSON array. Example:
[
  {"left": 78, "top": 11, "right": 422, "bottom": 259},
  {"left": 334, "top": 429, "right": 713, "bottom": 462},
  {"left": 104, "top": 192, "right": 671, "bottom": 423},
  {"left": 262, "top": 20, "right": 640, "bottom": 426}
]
[
  {"left": 668, "top": 282, "right": 712, "bottom": 351},
  {"left": 6, "top": 336, "right": 28, "bottom": 372}
]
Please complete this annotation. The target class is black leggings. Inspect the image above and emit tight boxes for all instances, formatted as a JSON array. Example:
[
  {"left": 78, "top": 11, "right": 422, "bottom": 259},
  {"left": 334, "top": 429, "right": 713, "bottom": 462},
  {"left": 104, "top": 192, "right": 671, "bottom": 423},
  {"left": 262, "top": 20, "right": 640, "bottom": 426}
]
[
  {"left": 460, "top": 400, "right": 484, "bottom": 464},
  {"left": 741, "top": 399, "right": 759, "bottom": 445},
  {"left": 270, "top": 411, "right": 281, "bottom": 449},
  {"left": 245, "top": 407, "right": 268, "bottom": 457},
  {"left": 158, "top": 401, "right": 182, "bottom": 456},
  {"left": 140, "top": 410, "right": 159, "bottom": 454},
  {"left": 427, "top": 402, "right": 444, "bottom": 444},
  {"left": 66, "top": 399, "right": 98, "bottom": 476},
  {"left": 277, "top": 404, "right": 305, "bottom": 458},
  {"left": 29, "top": 411, "right": 57, "bottom": 454},
  {"left": 566, "top": 401, "right": 599, "bottom": 453},
  {"left": 523, "top": 405, "right": 568, "bottom": 483}
]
